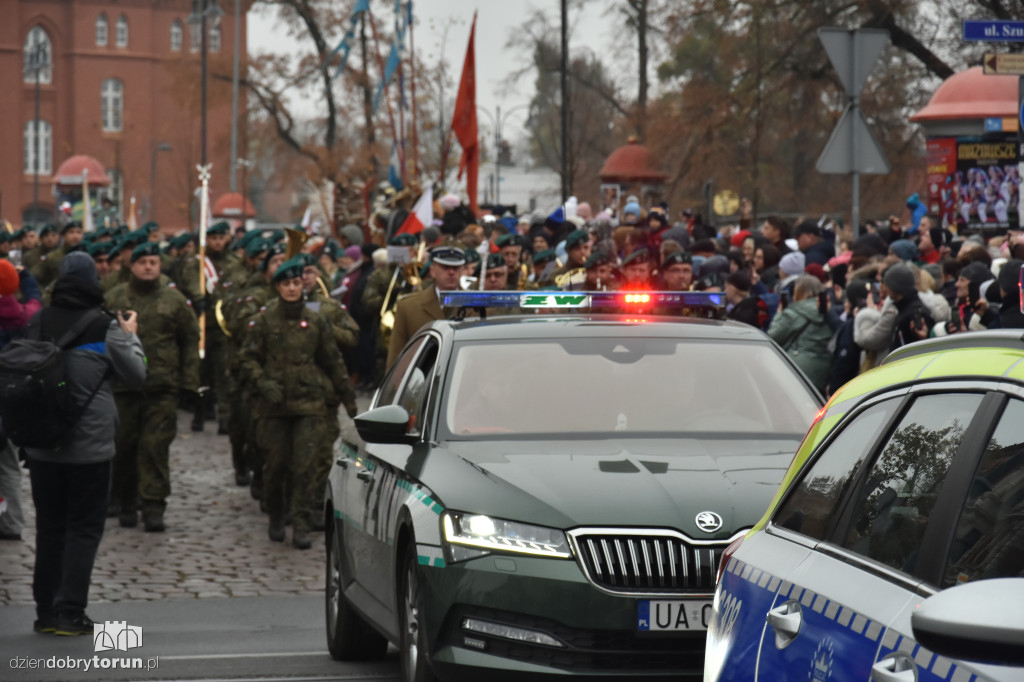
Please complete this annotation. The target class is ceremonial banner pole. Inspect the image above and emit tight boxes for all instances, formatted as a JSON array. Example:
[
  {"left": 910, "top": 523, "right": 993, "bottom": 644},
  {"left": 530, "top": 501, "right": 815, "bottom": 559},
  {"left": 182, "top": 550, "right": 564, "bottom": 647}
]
[{"left": 197, "top": 164, "right": 212, "bottom": 360}]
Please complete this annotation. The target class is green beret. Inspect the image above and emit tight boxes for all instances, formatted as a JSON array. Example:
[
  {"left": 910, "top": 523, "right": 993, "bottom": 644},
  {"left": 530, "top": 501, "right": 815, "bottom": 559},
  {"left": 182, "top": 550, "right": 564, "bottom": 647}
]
[
  {"left": 261, "top": 242, "right": 288, "bottom": 272},
  {"left": 170, "top": 233, "right": 195, "bottom": 250},
  {"left": 323, "top": 240, "right": 341, "bottom": 260},
  {"left": 420, "top": 260, "right": 432, "bottom": 279},
  {"left": 622, "top": 248, "right": 651, "bottom": 266},
  {"left": 495, "top": 233, "right": 523, "bottom": 248},
  {"left": 298, "top": 253, "right": 317, "bottom": 268},
  {"left": 88, "top": 242, "right": 113, "bottom": 258},
  {"left": 661, "top": 251, "right": 692, "bottom": 269},
  {"left": 141, "top": 221, "right": 160, "bottom": 234},
  {"left": 565, "top": 229, "right": 588, "bottom": 249},
  {"left": 61, "top": 221, "right": 83, "bottom": 234},
  {"left": 533, "top": 249, "right": 557, "bottom": 265},
  {"left": 11, "top": 228, "right": 26, "bottom": 240},
  {"left": 485, "top": 253, "right": 506, "bottom": 269},
  {"left": 389, "top": 233, "right": 417, "bottom": 247},
  {"left": 584, "top": 250, "right": 614, "bottom": 270},
  {"left": 272, "top": 257, "right": 305, "bottom": 283},
  {"left": 245, "top": 238, "right": 269, "bottom": 259},
  {"left": 39, "top": 224, "right": 58, "bottom": 236},
  {"left": 237, "top": 230, "right": 261, "bottom": 249},
  {"left": 130, "top": 242, "right": 162, "bottom": 263},
  {"left": 266, "top": 229, "right": 285, "bottom": 244},
  {"left": 108, "top": 239, "right": 127, "bottom": 258},
  {"left": 207, "top": 221, "right": 231, "bottom": 236},
  {"left": 0, "top": 232, "right": 10, "bottom": 244},
  {"left": 463, "top": 248, "right": 481, "bottom": 264},
  {"left": 20, "top": 225, "right": 37, "bottom": 235},
  {"left": 122, "top": 229, "right": 147, "bottom": 246}
]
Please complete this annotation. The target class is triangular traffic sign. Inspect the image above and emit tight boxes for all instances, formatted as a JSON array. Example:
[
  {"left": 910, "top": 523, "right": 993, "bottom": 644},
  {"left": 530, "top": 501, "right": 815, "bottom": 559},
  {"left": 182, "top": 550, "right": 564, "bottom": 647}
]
[
  {"left": 817, "top": 106, "right": 891, "bottom": 175},
  {"left": 819, "top": 28, "right": 890, "bottom": 96}
]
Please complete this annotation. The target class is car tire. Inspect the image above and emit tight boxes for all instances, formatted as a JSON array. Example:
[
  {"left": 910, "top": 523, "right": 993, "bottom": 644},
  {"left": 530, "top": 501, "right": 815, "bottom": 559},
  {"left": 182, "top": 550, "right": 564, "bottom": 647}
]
[
  {"left": 400, "top": 544, "right": 438, "bottom": 682},
  {"left": 325, "top": 521, "right": 388, "bottom": 661}
]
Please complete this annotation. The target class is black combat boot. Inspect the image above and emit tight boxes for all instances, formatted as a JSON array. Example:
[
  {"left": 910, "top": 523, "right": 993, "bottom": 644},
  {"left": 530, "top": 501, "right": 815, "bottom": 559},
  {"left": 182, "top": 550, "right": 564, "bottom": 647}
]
[
  {"left": 268, "top": 518, "right": 285, "bottom": 543},
  {"left": 142, "top": 506, "right": 165, "bottom": 533},
  {"left": 291, "top": 528, "right": 312, "bottom": 550}
]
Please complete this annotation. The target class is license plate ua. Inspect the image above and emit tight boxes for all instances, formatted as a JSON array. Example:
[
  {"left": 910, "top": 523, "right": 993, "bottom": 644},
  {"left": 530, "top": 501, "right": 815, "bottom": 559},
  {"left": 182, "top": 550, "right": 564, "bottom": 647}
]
[{"left": 637, "top": 599, "right": 712, "bottom": 631}]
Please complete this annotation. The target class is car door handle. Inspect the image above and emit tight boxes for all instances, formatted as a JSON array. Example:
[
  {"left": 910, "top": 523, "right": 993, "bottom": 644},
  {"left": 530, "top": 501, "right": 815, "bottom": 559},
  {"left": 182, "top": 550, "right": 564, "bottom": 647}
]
[
  {"left": 356, "top": 469, "right": 373, "bottom": 482},
  {"left": 766, "top": 600, "right": 802, "bottom": 649},
  {"left": 336, "top": 457, "right": 352, "bottom": 469},
  {"left": 871, "top": 653, "right": 917, "bottom": 682}
]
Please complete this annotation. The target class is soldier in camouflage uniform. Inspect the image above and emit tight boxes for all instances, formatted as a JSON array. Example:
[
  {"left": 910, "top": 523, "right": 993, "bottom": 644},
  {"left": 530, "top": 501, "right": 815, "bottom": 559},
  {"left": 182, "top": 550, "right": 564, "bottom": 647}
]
[
  {"left": 33, "top": 222, "right": 86, "bottom": 289},
  {"left": 100, "top": 232, "right": 146, "bottom": 293},
  {"left": 22, "top": 224, "right": 57, "bottom": 275},
  {"left": 238, "top": 258, "right": 357, "bottom": 549},
  {"left": 105, "top": 243, "right": 200, "bottom": 532}
]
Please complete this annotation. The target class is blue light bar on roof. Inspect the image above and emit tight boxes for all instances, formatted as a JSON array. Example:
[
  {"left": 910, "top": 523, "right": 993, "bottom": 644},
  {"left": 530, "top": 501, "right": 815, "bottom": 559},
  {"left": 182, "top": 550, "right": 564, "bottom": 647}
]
[{"left": 438, "top": 290, "right": 725, "bottom": 311}]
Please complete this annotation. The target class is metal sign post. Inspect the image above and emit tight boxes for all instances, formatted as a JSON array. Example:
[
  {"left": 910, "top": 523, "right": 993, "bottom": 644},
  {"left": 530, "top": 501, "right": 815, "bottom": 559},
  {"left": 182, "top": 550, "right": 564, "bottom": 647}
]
[{"left": 816, "top": 28, "right": 891, "bottom": 237}]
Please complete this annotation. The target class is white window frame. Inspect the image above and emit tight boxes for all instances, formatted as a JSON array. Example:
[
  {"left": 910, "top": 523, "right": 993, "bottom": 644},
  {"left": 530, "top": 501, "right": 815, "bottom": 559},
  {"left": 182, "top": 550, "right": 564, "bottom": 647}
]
[
  {"left": 23, "top": 26, "right": 52, "bottom": 85},
  {"left": 209, "top": 24, "right": 221, "bottom": 53},
  {"left": 101, "top": 78, "right": 123, "bottom": 132},
  {"left": 96, "top": 14, "right": 108, "bottom": 47},
  {"left": 23, "top": 119, "right": 53, "bottom": 176},
  {"left": 115, "top": 15, "right": 128, "bottom": 47},
  {"left": 189, "top": 21, "right": 200, "bottom": 53},
  {"left": 171, "top": 20, "right": 183, "bottom": 52}
]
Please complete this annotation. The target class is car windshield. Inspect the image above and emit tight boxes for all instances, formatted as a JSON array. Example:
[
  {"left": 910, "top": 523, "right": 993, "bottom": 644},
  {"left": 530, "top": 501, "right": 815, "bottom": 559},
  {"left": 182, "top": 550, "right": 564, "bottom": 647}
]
[{"left": 441, "top": 337, "right": 820, "bottom": 439}]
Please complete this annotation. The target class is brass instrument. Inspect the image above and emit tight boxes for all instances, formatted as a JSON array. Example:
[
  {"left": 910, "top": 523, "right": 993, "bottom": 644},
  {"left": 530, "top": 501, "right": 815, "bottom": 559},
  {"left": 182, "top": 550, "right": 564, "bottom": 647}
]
[
  {"left": 517, "top": 263, "right": 529, "bottom": 290},
  {"left": 215, "top": 299, "right": 232, "bottom": 337},
  {"left": 553, "top": 267, "right": 586, "bottom": 289}
]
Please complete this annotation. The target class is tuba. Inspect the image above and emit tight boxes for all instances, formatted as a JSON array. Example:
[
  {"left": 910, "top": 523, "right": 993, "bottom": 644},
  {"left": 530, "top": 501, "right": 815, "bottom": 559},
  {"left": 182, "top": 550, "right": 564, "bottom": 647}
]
[{"left": 380, "top": 244, "right": 425, "bottom": 331}]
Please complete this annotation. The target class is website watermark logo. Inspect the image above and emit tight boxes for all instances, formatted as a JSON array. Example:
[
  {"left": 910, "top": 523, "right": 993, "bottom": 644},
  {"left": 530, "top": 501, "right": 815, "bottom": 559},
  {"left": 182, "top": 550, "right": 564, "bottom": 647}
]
[{"left": 94, "top": 621, "right": 143, "bottom": 652}]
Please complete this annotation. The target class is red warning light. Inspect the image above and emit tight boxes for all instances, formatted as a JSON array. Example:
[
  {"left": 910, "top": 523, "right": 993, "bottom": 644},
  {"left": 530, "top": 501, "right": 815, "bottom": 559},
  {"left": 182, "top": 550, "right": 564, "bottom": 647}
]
[{"left": 623, "top": 293, "right": 651, "bottom": 304}]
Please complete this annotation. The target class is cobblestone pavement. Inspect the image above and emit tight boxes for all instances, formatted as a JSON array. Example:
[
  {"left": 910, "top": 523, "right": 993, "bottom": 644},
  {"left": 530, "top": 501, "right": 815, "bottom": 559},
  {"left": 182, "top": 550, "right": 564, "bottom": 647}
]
[{"left": 0, "top": 396, "right": 369, "bottom": 607}]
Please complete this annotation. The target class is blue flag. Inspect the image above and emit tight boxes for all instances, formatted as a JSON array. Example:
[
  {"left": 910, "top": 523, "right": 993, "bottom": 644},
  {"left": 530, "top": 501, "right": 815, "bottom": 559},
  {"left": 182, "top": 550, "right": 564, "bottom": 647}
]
[
  {"left": 324, "top": 0, "right": 370, "bottom": 82},
  {"left": 372, "top": 0, "right": 410, "bottom": 114}
]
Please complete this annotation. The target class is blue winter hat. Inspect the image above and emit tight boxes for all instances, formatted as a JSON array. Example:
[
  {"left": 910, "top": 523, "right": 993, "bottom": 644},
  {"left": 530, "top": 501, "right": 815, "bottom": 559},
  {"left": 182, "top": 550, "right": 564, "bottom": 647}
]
[
  {"left": 889, "top": 239, "right": 919, "bottom": 262},
  {"left": 623, "top": 202, "right": 642, "bottom": 218}
]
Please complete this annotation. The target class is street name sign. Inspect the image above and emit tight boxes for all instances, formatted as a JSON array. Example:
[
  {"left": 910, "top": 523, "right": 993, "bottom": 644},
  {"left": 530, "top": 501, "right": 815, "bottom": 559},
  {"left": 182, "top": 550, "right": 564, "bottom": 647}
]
[
  {"left": 983, "top": 53, "right": 1024, "bottom": 75},
  {"left": 963, "top": 21, "right": 1024, "bottom": 42}
]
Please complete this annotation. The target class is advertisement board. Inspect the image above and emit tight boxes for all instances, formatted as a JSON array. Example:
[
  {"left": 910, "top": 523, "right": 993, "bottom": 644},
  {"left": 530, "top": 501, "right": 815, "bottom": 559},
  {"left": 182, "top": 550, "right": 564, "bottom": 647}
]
[{"left": 927, "top": 136, "right": 1020, "bottom": 233}]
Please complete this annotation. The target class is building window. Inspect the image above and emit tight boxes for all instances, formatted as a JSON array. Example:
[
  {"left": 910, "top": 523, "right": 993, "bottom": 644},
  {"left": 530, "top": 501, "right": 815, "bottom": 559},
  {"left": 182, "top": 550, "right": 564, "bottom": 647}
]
[
  {"left": 210, "top": 24, "right": 221, "bottom": 53},
  {"left": 171, "top": 20, "right": 183, "bottom": 51},
  {"left": 96, "top": 14, "right": 108, "bottom": 46},
  {"left": 23, "top": 26, "right": 52, "bottom": 84},
  {"left": 189, "top": 20, "right": 200, "bottom": 52},
  {"left": 24, "top": 120, "right": 53, "bottom": 176},
  {"left": 101, "top": 78, "right": 123, "bottom": 132},
  {"left": 116, "top": 15, "right": 128, "bottom": 47}
]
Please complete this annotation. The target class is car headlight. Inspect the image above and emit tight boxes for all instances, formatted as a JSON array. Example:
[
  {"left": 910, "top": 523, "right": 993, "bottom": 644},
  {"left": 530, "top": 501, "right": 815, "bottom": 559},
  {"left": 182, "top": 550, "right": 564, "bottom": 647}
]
[{"left": 442, "top": 512, "right": 572, "bottom": 559}]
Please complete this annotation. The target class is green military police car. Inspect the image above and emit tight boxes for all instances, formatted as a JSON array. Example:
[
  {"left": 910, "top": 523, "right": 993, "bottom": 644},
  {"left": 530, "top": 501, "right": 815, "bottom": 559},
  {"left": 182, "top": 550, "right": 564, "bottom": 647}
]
[{"left": 324, "top": 292, "right": 823, "bottom": 681}]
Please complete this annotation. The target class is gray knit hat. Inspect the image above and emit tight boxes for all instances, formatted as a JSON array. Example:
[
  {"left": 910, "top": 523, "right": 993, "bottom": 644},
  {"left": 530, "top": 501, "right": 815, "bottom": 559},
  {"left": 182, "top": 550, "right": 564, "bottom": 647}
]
[
  {"left": 883, "top": 263, "right": 916, "bottom": 298},
  {"left": 59, "top": 251, "right": 98, "bottom": 284}
]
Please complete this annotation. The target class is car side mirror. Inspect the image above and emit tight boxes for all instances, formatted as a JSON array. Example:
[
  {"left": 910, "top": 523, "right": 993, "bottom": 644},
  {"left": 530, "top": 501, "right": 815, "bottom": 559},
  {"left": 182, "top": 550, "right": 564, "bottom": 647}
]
[
  {"left": 354, "top": 405, "right": 418, "bottom": 445},
  {"left": 911, "top": 578, "right": 1024, "bottom": 667}
]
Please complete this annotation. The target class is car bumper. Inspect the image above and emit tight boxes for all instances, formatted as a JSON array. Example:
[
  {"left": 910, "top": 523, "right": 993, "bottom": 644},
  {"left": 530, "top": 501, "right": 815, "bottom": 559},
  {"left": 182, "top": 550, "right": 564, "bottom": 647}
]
[{"left": 420, "top": 552, "right": 708, "bottom": 679}]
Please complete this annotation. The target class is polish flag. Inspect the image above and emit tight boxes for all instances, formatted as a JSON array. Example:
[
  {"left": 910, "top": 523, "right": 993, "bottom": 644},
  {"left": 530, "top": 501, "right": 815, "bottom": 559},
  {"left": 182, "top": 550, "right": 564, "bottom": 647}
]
[{"left": 396, "top": 185, "right": 433, "bottom": 236}]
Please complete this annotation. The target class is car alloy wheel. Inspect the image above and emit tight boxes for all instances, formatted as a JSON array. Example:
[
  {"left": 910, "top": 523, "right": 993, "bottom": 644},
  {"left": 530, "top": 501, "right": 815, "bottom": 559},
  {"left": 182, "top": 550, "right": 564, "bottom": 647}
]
[
  {"left": 325, "top": 521, "right": 386, "bottom": 660},
  {"left": 400, "top": 547, "right": 437, "bottom": 682}
]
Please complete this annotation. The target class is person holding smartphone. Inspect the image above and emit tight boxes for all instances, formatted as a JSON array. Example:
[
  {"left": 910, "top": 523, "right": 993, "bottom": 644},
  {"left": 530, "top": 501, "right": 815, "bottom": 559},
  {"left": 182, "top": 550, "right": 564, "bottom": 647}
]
[{"left": 951, "top": 261, "right": 999, "bottom": 332}]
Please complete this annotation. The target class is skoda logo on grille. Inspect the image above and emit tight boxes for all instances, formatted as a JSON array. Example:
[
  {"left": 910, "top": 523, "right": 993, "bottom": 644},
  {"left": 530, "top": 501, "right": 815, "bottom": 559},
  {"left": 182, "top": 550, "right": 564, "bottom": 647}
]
[{"left": 695, "top": 511, "right": 723, "bottom": 533}]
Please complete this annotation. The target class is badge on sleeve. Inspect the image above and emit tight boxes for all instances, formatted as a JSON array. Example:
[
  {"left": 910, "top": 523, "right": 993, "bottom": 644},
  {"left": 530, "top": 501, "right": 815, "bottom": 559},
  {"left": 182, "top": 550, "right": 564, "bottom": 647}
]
[{"left": 300, "top": 320, "right": 309, "bottom": 329}]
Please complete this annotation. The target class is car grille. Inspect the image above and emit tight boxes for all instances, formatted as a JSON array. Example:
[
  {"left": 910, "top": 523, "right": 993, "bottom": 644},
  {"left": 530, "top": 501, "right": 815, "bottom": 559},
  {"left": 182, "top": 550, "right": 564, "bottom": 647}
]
[{"left": 570, "top": 530, "right": 727, "bottom": 593}]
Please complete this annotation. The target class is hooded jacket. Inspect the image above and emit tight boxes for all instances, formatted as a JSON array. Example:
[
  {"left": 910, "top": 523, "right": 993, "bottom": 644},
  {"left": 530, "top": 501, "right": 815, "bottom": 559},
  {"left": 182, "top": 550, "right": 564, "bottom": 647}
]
[
  {"left": 768, "top": 297, "right": 832, "bottom": 393},
  {"left": 23, "top": 271, "right": 146, "bottom": 464}
]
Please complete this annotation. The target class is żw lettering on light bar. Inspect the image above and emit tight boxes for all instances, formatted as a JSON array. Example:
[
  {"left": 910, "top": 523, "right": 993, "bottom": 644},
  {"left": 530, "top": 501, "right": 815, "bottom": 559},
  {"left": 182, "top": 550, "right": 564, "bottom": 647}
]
[{"left": 439, "top": 290, "right": 724, "bottom": 311}]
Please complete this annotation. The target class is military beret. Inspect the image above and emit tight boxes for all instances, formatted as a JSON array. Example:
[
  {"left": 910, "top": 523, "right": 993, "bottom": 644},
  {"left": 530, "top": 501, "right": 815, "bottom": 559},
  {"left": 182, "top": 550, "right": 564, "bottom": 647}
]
[
  {"left": 61, "top": 221, "right": 83, "bottom": 234},
  {"left": 11, "top": 228, "right": 26, "bottom": 241},
  {"left": 389, "top": 233, "right": 418, "bottom": 247},
  {"left": 39, "top": 223, "right": 58, "bottom": 236},
  {"left": 261, "top": 241, "right": 288, "bottom": 272},
  {"left": 141, "top": 221, "right": 160, "bottom": 234},
  {"left": 88, "top": 241, "right": 113, "bottom": 259},
  {"left": 420, "top": 260, "right": 432, "bottom": 279},
  {"left": 207, "top": 221, "right": 231, "bottom": 236},
  {"left": 533, "top": 249, "right": 557, "bottom": 265},
  {"left": 237, "top": 230, "right": 261, "bottom": 249},
  {"left": 565, "top": 229, "right": 589, "bottom": 249},
  {"left": 170, "top": 233, "right": 195, "bottom": 250},
  {"left": 130, "top": 242, "right": 162, "bottom": 263},
  {"left": 463, "top": 248, "right": 481, "bottom": 264},
  {"left": 245, "top": 238, "right": 269, "bottom": 259},
  {"left": 429, "top": 245, "right": 466, "bottom": 267},
  {"left": 123, "top": 229, "right": 148, "bottom": 246},
  {"left": 298, "top": 253, "right": 317, "bottom": 268},
  {"left": 0, "top": 231, "right": 10, "bottom": 244},
  {"left": 495, "top": 233, "right": 524, "bottom": 248},
  {"left": 20, "top": 225, "right": 37, "bottom": 235},
  {"left": 107, "top": 239, "right": 127, "bottom": 258},
  {"left": 266, "top": 229, "right": 286, "bottom": 244},
  {"left": 322, "top": 239, "right": 341, "bottom": 260},
  {"left": 484, "top": 253, "right": 506, "bottom": 269},
  {"left": 584, "top": 250, "right": 614, "bottom": 270},
  {"left": 622, "top": 248, "right": 651, "bottom": 266},
  {"left": 272, "top": 257, "right": 305, "bottom": 283},
  {"left": 661, "top": 251, "right": 693, "bottom": 269}
]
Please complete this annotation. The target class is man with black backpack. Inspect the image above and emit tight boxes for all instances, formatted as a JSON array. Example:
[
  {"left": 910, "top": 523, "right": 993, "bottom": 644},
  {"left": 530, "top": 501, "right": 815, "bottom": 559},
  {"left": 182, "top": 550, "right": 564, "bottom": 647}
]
[{"left": 18, "top": 252, "right": 145, "bottom": 636}]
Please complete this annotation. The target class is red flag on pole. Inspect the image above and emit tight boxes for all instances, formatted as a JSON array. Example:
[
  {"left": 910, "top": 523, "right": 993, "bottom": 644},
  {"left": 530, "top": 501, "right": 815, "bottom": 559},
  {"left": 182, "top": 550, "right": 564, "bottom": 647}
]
[{"left": 450, "top": 13, "right": 479, "bottom": 216}]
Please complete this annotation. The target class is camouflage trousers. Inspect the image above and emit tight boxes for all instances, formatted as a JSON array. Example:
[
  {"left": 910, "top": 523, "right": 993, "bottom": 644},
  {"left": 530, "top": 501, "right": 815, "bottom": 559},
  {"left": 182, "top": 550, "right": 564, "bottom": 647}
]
[
  {"left": 258, "top": 414, "right": 327, "bottom": 533},
  {"left": 199, "top": 329, "right": 230, "bottom": 423},
  {"left": 112, "top": 391, "right": 179, "bottom": 512}
]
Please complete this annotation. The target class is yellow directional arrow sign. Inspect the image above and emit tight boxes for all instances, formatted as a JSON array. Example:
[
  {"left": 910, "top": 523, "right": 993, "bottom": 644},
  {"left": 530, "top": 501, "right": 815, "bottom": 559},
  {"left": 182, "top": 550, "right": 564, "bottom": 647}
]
[{"left": 983, "top": 53, "right": 1024, "bottom": 76}]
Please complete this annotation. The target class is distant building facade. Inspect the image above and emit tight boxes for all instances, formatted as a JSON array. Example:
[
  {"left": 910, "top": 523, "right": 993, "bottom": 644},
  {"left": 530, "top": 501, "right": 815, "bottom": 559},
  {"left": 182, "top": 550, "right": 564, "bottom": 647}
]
[{"left": 1, "top": 0, "right": 247, "bottom": 231}]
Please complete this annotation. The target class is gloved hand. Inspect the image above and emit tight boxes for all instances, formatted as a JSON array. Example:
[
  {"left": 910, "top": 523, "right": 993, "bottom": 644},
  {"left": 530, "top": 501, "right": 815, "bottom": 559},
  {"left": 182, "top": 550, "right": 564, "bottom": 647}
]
[
  {"left": 192, "top": 298, "right": 206, "bottom": 317},
  {"left": 260, "top": 381, "right": 284, "bottom": 404},
  {"left": 345, "top": 402, "right": 358, "bottom": 418}
]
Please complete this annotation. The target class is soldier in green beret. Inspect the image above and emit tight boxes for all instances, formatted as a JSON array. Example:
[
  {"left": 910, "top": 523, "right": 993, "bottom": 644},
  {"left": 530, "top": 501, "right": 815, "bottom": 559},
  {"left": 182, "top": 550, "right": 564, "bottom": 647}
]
[
  {"left": 238, "top": 258, "right": 356, "bottom": 548},
  {"left": 549, "top": 229, "right": 591, "bottom": 283},
  {"left": 101, "top": 232, "right": 145, "bottom": 292},
  {"left": 105, "top": 242, "right": 201, "bottom": 532},
  {"left": 621, "top": 248, "right": 655, "bottom": 289},
  {"left": 23, "top": 224, "right": 56, "bottom": 274},
  {"left": 33, "top": 222, "right": 85, "bottom": 289},
  {"left": 495, "top": 233, "right": 528, "bottom": 289},
  {"left": 529, "top": 249, "right": 558, "bottom": 288}
]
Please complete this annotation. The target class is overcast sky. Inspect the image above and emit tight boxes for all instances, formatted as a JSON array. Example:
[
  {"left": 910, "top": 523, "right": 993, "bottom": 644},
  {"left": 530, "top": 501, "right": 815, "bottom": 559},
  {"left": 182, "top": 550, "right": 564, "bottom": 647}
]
[{"left": 249, "top": 1, "right": 625, "bottom": 144}]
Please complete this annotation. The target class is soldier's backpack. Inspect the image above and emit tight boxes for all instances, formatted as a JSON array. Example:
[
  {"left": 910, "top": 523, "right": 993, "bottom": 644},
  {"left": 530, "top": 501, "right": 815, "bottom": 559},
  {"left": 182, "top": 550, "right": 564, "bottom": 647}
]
[{"left": 0, "top": 309, "right": 106, "bottom": 450}]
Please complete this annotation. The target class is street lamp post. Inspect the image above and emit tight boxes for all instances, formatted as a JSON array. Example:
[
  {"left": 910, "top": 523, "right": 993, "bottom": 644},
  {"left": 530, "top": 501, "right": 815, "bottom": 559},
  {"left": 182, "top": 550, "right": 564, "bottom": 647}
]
[
  {"left": 150, "top": 142, "right": 172, "bottom": 221},
  {"left": 24, "top": 38, "right": 51, "bottom": 226},
  {"left": 188, "top": 0, "right": 223, "bottom": 168},
  {"left": 476, "top": 104, "right": 529, "bottom": 206}
]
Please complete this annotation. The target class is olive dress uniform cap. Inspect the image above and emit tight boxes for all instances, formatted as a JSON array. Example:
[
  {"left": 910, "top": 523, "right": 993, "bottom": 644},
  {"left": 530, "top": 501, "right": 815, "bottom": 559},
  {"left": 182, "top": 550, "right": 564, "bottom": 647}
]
[
  {"left": 430, "top": 246, "right": 466, "bottom": 267},
  {"left": 261, "top": 242, "right": 288, "bottom": 272},
  {"left": 389, "top": 233, "right": 417, "bottom": 247},
  {"left": 207, "top": 221, "right": 231, "bottom": 236},
  {"left": 245, "top": 238, "right": 269, "bottom": 259},
  {"left": 272, "top": 257, "right": 306, "bottom": 283},
  {"left": 622, "top": 249, "right": 651, "bottom": 266},
  {"left": 662, "top": 251, "right": 692, "bottom": 269},
  {"left": 131, "top": 242, "right": 162, "bottom": 263},
  {"left": 495, "top": 233, "right": 524, "bottom": 248},
  {"left": 584, "top": 250, "right": 614, "bottom": 270},
  {"left": 533, "top": 249, "right": 557, "bottom": 265},
  {"left": 565, "top": 229, "right": 588, "bottom": 250},
  {"left": 141, "top": 221, "right": 160, "bottom": 234}
]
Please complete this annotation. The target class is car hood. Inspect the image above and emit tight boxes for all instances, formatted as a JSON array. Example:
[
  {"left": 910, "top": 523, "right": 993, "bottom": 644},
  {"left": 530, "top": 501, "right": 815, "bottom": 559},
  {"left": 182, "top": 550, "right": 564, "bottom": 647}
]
[{"left": 426, "top": 437, "right": 800, "bottom": 540}]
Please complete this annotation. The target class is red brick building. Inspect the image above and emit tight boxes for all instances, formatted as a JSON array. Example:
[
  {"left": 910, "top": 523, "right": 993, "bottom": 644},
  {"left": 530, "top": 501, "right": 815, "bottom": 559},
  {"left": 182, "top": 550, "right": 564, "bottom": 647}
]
[{"left": 1, "top": 0, "right": 248, "bottom": 232}]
